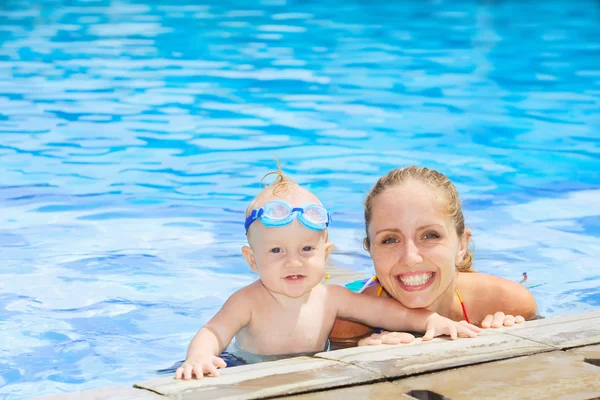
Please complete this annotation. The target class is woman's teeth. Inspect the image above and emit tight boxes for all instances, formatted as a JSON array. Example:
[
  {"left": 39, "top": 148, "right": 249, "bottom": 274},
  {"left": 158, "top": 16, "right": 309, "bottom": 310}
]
[{"left": 398, "top": 272, "right": 434, "bottom": 286}]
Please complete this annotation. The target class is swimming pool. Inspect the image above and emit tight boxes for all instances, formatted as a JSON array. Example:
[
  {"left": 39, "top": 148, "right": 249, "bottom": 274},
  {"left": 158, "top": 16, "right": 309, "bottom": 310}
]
[{"left": 1, "top": 0, "right": 599, "bottom": 398}]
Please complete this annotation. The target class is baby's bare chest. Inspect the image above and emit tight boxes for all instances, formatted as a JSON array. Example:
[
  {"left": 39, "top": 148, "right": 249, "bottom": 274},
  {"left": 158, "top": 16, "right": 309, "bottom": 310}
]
[{"left": 237, "top": 303, "right": 335, "bottom": 355}]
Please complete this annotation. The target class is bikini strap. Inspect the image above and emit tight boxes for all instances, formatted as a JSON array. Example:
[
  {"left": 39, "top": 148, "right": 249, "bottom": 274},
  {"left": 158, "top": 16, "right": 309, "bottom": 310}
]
[{"left": 455, "top": 289, "right": 471, "bottom": 324}]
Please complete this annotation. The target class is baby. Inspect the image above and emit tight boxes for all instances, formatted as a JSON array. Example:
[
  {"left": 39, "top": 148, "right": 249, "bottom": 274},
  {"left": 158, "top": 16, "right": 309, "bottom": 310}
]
[{"left": 176, "top": 171, "right": 480, "bottom": 379}]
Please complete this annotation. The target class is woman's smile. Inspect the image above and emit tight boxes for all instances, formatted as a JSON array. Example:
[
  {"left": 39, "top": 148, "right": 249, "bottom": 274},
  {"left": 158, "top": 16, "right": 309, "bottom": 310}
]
[{"left": 395, "top": 271, "right": 436, "bottom": 291}]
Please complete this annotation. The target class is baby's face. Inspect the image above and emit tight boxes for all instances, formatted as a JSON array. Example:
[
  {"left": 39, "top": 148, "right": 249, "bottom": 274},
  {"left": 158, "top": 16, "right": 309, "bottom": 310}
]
[{"left": 245, "top": 188, "right": 332, "bottom": 299}]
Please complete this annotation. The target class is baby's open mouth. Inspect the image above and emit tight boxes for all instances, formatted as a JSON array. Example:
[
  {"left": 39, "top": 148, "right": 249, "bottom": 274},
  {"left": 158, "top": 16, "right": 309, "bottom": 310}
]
[{"left": 284, "top": 274, "right": 306, "bottom": 281}]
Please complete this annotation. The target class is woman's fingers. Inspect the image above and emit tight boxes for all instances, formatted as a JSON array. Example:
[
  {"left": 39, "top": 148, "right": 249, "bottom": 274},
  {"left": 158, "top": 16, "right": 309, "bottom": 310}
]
[
  {"left": 358, "top": 331, "right": 415, "bottom": 346},
  {"left": 357, "top": 336, "right": 382, "bottom": 346},
  {"left": 379, "top": 332, "right": 415, "bottom": 344},
  {"left": 482, "top": 313, "right": 527, "bottom": 328},
  {"left": 481, "top": 314, "right": 494, "bottom": 328},
  {"left": 491, "top": 312, "right": 506, "bottom": 328},
  {"left": 503, "top": 314, "right": 516, "bottom": 326}
]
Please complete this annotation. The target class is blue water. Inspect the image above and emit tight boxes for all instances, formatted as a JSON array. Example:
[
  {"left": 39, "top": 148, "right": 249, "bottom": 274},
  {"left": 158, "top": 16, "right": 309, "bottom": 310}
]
[{"left": 1, "top": 0, "right": 599, "bottom": 398}]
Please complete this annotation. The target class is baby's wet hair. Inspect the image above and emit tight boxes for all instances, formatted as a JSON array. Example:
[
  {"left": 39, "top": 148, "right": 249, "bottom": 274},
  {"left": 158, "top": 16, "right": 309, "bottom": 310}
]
[
  {"left": 245, "top": 161, "right": 298, "bottom": 217},
  {"left": 260, "top": 169, "right": 296, "bottom": 197}
]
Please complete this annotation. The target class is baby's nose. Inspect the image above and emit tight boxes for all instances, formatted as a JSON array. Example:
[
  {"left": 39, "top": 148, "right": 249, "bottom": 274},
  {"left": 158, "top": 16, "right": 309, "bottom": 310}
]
[{"left": 284, "top": 254, "right": 303, "bottom": 268}]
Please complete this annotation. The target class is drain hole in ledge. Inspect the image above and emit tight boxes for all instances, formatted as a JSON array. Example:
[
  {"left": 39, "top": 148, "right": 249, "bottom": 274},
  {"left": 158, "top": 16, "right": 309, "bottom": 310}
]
[
  {"left": 405, "top": 390, "right": 453, "bottom": 400},
  {"left": 584, "top": 358, "right": 600, "bottom": 367}
]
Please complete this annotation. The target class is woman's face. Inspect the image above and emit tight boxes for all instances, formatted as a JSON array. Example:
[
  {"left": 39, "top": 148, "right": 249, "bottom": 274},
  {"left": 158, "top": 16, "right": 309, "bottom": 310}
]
[{"left": 367, "top": 180, "right": 468, "bottom": 309}]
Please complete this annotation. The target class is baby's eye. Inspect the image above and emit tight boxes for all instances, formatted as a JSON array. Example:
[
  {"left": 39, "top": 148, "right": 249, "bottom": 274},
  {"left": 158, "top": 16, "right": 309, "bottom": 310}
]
[
  {"left": 302, "top": 245, "right": 315, "bottom": 252},
  {"left": 423, "top": 232, "right": 440, "bottom": 240},
  {"left": 382, "top": 237, "right": 399, "bottom": 245},
  {"left": 270, "top": 247, "right": 282, "bottom": 254}
]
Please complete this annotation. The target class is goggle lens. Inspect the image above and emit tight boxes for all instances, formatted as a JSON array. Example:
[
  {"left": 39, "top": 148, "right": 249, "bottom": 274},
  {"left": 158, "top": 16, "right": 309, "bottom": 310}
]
[
  {"left": 303, "top": 205, "right": 328, "bottom": 224},
  {"left": 263, "top": 201, "right": 291, "bottom": 220}
]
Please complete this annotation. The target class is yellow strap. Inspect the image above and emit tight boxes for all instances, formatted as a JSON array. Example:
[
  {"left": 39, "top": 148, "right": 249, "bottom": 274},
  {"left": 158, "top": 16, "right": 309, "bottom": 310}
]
[
  {"left": 455, "top": 288, "right": 464, "bottom": 303},
  {"left": 377, "top": 285, "right": 384, "bottom": 297}
]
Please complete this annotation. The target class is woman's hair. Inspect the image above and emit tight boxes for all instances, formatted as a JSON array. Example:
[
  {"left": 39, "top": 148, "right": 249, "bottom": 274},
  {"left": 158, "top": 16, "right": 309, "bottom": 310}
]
[{"left": 363, "top": 166, "right": 475, "bottom": 272}]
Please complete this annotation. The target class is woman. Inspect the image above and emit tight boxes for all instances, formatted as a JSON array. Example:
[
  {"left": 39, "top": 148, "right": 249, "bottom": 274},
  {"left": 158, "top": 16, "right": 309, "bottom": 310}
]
[{"left": 331, "top": 166, "right": 538, "bottom": 345}]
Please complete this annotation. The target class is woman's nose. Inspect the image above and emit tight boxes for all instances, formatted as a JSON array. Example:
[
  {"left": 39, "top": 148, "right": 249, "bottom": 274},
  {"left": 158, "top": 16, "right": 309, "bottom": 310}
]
[{"left": 400, "top": 239, "right": 423, "bottom": 266}]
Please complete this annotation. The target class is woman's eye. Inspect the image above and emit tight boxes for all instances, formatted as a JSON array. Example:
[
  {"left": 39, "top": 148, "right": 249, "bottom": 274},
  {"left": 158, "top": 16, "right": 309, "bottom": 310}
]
[
  {"left": 270, "top": 247, "right": 281, "bottom": 254},
  {"left": 423, "top": 232, "right": 440, "bottom": 240},
  {"left": 382, "top": 237, "right": 399, "bottom": 245},
  {"left": 302, "top": 246, "right": 315, "bottom": 252}
]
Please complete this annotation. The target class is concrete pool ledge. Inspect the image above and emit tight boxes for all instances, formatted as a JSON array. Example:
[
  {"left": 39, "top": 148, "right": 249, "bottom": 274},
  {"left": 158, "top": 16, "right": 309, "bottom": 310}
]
[{"left": 36, "top": 310, "right": 600, "bottom": 400}]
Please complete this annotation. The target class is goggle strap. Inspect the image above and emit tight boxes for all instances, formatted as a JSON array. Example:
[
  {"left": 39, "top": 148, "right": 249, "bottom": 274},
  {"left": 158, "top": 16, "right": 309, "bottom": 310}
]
[{"left": 244, "top": 208, "right": 265, "bottom": 233}]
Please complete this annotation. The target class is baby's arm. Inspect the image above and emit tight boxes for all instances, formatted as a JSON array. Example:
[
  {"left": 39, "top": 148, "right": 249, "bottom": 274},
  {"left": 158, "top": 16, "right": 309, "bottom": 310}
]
[
  {"left": 176, "top": 288, "right": 252, "bottom": 380},
  {"left": 329, "top": 285, "right": 479, "bottom": 340}
]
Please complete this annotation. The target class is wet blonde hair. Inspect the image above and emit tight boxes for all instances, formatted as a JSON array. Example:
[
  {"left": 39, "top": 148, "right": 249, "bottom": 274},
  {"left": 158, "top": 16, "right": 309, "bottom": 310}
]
[
  {"left": 245, "top": 165, "right": 298, "bottom": 218},
  {"left": 364, "top": 166, "right": 475, "bottom": 272}
]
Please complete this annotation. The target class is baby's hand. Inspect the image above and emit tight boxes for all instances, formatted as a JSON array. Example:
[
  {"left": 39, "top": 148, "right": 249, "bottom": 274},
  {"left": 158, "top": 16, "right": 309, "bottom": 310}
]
[
  {"left": 481, "top": 312, "right": 525, "bottom": 328},
  {"left": 423, "top": 314, "right": 481, "bottom": 341},
  {"left": 175, "top": 356, "right": 227, "bottom": 380},
  {"left": 357, "top": 331, "right": 415, "bottom": 346}
]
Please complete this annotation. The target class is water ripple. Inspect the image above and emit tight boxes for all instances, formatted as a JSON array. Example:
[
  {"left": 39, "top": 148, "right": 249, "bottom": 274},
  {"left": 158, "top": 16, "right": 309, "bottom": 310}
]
[{"left": 1, "top": 0, "right": 599, "bottom": 398}]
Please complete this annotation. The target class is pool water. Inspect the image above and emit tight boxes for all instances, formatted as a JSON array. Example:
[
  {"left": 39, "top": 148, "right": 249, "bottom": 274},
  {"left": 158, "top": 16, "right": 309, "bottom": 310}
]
[{"left": 1, "top": 0, "right": 599, "bottom": 398}]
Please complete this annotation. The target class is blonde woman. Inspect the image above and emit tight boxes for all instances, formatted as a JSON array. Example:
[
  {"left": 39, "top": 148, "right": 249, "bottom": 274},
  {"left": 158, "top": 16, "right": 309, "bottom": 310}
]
[{"left": 331, "top": 166, "right": 537, "bottom": 345}]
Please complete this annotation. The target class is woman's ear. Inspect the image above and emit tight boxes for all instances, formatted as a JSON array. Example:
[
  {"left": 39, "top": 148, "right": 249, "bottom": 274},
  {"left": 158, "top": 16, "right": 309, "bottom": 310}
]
[
  {"left": 363, "top": 237, "right": 370, "bottom": 252},
  {"left": 242, "top": 246, "right": 258, "bottom": 273},
  {"left": 456, "top": 228, "right": 471, "bottom": 264}
]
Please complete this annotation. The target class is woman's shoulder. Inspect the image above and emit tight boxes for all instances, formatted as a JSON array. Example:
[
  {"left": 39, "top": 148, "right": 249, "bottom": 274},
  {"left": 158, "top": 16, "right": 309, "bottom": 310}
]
[
  {"left": 458, "top": 272, "right": 531, "bottom": 300},
  {"left": 458, "top": 272, "right": 538, "bottom": 320}
]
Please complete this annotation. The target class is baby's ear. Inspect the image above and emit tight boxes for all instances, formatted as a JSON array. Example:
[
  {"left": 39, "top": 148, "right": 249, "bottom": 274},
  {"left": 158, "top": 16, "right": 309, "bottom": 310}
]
[
  {"left": 324, "top": 241, "right": 333, "bottom": 258},
  {"left": 242, "top": 246, "right": 258, "bottom": 273}
]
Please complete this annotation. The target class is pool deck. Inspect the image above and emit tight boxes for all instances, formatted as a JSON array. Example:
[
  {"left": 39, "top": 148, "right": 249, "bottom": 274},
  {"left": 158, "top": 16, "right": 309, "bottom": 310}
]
[{"left": 36, "top": 310, "right": 600, "bottom": 400}]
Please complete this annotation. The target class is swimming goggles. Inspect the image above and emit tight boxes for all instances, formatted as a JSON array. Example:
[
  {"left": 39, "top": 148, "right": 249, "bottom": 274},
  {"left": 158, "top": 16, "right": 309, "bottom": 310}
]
[{"left": 244, "top": 200, "right": 331, "bottom": 234}]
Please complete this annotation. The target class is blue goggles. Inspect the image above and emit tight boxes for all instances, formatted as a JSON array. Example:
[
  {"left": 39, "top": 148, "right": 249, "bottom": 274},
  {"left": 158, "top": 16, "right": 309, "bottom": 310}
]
[{"left": 244, "top": 200, "right": 331, "bottom": 234}]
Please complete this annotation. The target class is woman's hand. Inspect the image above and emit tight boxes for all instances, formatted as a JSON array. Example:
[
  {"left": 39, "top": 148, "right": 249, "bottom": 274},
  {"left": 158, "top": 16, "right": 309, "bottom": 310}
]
[
  {"left": 480, "top": 312, "right": 525, "bottom": 328},
  {"left": 357, "top": 331, "right": 416, "bottom": 346},
  {"left": 175, "top": 356, "right": 227, "bottom": 380}
]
